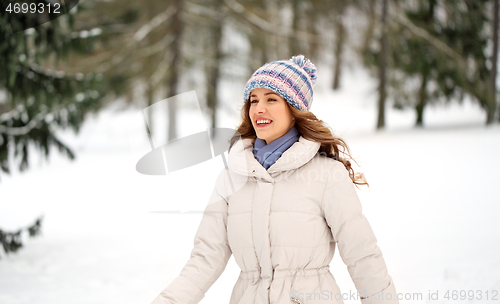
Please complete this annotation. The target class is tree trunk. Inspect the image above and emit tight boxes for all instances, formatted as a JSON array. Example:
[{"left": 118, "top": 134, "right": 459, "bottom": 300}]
[
  {"left": 289, "top": 0, "right": 300, "bottom": 56},
  {"left": 206, "top": 1, "right": 224, "bottom": 138},
  {"left": 362, "top": 0, "right": 377, "bottom": 56},
  {"left": 416, "top": 73, "right": 428, "bottom": 127},
  {"left": 490, "top": 0, "right": 499, "bottom": 124},
  {"left": 146, "top": 82, "right": 155, "bottom": 134},
  {"left": 167, "top": 0, "right": 184, "bottom": 142},
  {"left": 377, "top": 0, "right": 388, "bottom": 130},
  {"left": 332, "top": 10, "right": 346, "bottom": 91},
  {"left": 306, "top": 4, "right": 320, "bottom": 60}
]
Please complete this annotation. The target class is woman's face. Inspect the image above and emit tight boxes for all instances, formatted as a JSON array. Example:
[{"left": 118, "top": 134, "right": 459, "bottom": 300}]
[{"left": 249, "top": 87, "right": 295, "bottom": 144}]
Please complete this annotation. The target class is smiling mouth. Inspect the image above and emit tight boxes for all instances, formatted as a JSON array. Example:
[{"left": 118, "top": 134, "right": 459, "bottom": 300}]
[{"left": 256, "top": 119, "right": 272, "bottom": 126}]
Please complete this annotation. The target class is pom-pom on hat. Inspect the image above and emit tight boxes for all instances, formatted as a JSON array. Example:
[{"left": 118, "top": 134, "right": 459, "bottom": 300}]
[{"left": 243, "top": 54, "right": 317, "bottom": 111}]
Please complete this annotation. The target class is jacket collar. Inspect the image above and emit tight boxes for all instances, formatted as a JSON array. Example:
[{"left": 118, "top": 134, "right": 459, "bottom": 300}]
[{"left": 227, "top": 135, "right": 321, "bottom": 181}]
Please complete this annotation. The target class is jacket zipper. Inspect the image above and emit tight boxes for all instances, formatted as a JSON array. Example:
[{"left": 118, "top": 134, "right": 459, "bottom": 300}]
[{"left": 290, "top": 295, "right": 303, "bottom": 304}]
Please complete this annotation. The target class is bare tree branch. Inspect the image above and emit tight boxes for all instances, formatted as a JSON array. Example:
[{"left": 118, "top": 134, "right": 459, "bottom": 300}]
[
  {"left": 222, "top": 0, "right": 332, "bottom": 46},
  {"left": 132, "top": 6, "right": 177, "bottom": 44}
]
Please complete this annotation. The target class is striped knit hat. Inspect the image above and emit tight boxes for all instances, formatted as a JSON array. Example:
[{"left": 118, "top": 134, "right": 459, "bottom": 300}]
[{"left": 243, "top": 54, "right": 317, "bottom": 111}]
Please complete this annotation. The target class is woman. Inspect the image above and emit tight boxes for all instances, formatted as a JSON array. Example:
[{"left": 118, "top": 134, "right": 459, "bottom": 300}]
[{"left": 151, "top": 55, "right": 399, "bottom": 304}]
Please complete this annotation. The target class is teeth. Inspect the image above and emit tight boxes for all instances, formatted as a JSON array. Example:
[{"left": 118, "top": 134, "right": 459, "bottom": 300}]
[{"left": 257, "top": 120, "right": 271, "bottom": 124}]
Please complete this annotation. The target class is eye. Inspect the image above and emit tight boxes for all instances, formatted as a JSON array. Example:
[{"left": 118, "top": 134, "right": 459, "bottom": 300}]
[
  {"left": 250, "top": 99, "right": 258, "bottom": 103},
  {"left": 268, "top": 98, "right": 276, "bottom": 101}
]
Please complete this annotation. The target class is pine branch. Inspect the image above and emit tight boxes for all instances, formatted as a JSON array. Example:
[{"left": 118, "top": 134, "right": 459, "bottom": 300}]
[
  {"left": 0, "top": 216, "right": 43, "bottom": 258},
  {"left": 28, "top": 62, "right": 92, "bottom": 82},
  {"left": 391, "top": 9, "right": 465, "bottom": 66},
  {"left": 48, "top": 125, "right": 76, "bottom": 160},
  {"left": 69, "top": 28, "right": 103, "bottom": 40},
  {"left": 0, "top": 110, "right": 48, "bottom": 136}
]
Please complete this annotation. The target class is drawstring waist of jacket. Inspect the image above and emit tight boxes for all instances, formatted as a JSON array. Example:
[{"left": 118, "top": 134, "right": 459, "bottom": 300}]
[{"left": 239, "top": 265, "right": 330, "bottom": 280}]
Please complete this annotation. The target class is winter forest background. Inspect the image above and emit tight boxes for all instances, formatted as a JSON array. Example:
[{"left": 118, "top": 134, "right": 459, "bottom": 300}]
[{"left": 1, "top": 0, "right": 500, "bottom": 303}]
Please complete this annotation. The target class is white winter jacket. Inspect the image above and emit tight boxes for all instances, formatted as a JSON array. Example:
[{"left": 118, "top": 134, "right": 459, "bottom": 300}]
[{"left": 151, "top": 136, "right": 399, "bottom": 304}]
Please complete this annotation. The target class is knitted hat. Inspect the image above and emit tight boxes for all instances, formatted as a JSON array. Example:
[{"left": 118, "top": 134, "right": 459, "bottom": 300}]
[{"left": 242, "top": 54, "right": 317, "bottom": 111}]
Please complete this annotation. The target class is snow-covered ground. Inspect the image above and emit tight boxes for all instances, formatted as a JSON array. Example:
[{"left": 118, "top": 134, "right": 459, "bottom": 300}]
[{"left": 1, "top": 61, "right": 499, "bottom": 304}]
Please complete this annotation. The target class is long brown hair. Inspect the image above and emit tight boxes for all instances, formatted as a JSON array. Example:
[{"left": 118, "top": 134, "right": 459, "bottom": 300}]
[{"left": 228, "top": 99, "right": 369, "bottom": 188}]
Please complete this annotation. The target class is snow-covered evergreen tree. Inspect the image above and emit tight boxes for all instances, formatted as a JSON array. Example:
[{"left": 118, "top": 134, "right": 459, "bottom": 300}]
[{"left": 0, "top": 3, "right": 105, "bottom": 179}]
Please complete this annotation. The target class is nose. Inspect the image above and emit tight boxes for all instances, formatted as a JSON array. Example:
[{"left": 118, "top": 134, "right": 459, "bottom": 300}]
[{"left": 255, "top": 101, "right": 266, "bottom": 114}]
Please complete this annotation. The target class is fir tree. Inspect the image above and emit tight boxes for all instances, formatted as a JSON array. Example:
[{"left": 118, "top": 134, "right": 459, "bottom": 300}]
[
  {"left": 0, "top": 3, "right": 105, "bottom": 257},
  {"left": 437, "top": 0, "right": 493, "bottom": 124},
  {"left": 0, "top": 3, "right": 105, "bottom": 178},
  {"left": 389, "top": 0, "right": 442, "bottom": 127},
  {"left": 362, "top": 0, "right": 497, "bottom": 127}
]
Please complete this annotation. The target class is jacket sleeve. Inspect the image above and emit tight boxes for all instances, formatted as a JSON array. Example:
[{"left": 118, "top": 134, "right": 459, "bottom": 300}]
[
  {"left": 151, "top": 169, "right": 232, "bottom": 304},
  {"left": 321, "top": 162, "right": 399, "bottom": 304}
]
